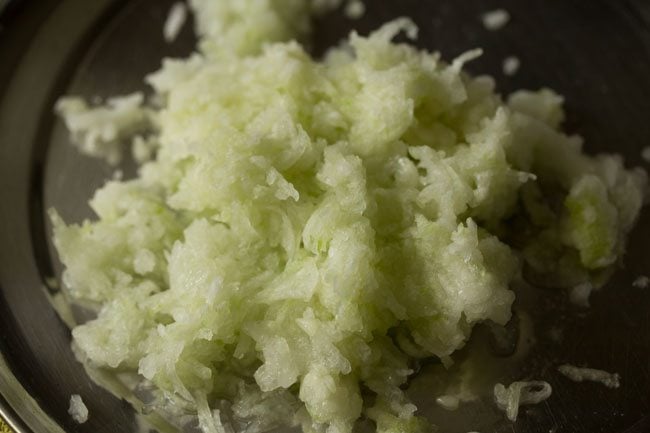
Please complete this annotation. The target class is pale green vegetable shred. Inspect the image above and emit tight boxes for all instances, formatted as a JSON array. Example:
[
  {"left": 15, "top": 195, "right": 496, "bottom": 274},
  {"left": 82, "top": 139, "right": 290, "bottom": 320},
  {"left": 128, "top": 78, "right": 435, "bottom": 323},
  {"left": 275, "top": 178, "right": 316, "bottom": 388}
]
[{"left": 50, "top": 1, "right": 647, "bottom": 432}]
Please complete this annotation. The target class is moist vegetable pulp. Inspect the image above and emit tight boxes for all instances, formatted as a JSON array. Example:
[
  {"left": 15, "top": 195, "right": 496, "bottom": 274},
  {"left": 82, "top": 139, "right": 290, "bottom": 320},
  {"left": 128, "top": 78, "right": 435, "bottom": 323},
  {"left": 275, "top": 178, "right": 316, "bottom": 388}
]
[{"left": 51, "top": 2, "right": 646, "bottom": 432}]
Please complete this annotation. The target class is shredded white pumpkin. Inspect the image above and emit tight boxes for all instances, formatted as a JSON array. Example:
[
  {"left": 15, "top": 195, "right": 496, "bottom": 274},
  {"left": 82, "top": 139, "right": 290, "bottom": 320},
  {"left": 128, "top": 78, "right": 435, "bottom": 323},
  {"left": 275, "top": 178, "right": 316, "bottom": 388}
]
[
  {"left": 481, "top": 9, "right": 510, "bottom": 31},
  {"left": 494, "top": 381, "right": 552, "bottom": 421},
  {"left": 51, "top": 1, "right": 646, "bottom": 432},
  {"left": 344, "top": 0, "right": 365, "bottom": 19},
  {"left": 68, "top": 394, "right": 89, "bottom": 424},
  {"left": 55, "top": 93, "right": 151, "bottom": 165},
  {"left": 164, "top": 2, "right": 188, "bottom": 43},
  {"left": 558, "top": 364, "right": 621, "bottom": 389},
  {"left": 502, "top": 56, "right": 520, "bottom": 76}
]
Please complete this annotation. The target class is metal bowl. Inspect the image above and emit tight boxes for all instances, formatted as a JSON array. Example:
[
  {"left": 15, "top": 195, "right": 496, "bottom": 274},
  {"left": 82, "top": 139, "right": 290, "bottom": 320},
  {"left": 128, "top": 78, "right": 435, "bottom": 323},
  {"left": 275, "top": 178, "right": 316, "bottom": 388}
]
[{"left": 1, "top": 0, "right": 649, "bottom": 432}]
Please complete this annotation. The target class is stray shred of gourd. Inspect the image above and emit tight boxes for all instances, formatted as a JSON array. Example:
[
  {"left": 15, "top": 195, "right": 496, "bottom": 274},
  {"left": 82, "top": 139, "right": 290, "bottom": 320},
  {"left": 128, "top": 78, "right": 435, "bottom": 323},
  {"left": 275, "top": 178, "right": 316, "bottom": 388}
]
[
  {"left": 557, "top": 364, "right": 620, "bottom": 389},
  {"left": 163, "top": 2, "right": 188, "bottom": 43},
  {"left": 494, "top": 381, "right": 552, "bottom": 421},
  {"left": 68, "top": 394, "right": 89, "bottom": 424},
  {"left": 481, "top": 9, "right": 510, "bottom": 31}
]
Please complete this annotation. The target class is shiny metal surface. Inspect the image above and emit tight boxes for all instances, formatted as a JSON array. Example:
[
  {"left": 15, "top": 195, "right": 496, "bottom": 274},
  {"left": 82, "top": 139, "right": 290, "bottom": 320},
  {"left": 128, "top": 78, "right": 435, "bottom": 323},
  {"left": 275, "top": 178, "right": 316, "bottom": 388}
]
[{"left": 1, "top": 1, "right": 650, "bottom": 432}]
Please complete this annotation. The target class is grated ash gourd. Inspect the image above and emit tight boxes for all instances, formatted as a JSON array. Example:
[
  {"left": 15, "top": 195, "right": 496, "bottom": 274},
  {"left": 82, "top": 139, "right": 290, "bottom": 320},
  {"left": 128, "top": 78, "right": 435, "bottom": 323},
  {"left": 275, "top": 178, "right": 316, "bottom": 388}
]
[{"left": 51, "top": 1, "right": 646, "bottom": 432}]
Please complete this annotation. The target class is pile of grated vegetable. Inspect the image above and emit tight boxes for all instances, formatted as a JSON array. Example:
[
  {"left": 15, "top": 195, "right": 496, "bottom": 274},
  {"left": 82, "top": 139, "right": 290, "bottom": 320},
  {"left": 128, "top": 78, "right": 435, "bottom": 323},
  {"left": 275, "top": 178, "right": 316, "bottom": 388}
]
[{"left": 50, "top": 1, "right": 646, "bottom": 432}]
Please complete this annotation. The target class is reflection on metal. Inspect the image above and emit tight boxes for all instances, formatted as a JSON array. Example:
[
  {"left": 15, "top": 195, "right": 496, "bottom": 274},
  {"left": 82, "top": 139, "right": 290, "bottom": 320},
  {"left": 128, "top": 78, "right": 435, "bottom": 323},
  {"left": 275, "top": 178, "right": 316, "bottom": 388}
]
[{"left": 0, "top": 355, "right": 65, "bottom": 433}]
